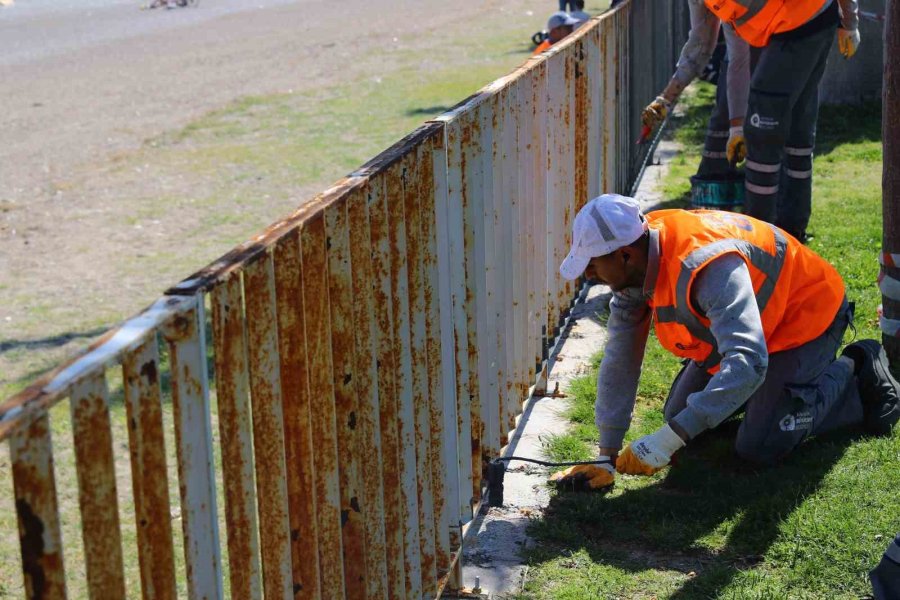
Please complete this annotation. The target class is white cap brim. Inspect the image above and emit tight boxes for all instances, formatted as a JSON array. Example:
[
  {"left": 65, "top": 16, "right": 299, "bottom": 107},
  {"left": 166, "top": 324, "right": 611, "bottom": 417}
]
[{"left": 559, "top": 251, "right": 589, "bottom": 280}]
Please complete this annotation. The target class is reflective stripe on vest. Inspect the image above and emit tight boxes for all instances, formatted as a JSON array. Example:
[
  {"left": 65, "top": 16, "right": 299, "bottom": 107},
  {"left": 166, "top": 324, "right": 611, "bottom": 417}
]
[{"left": 654, "top": 225, "right": 788, "bottom": 370}]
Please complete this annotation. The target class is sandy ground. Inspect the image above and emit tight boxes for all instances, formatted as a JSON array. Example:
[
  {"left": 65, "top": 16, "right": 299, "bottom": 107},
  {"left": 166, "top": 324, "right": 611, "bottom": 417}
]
[{"left": 0, "top": 0, "right": 557, "bottom": 395}]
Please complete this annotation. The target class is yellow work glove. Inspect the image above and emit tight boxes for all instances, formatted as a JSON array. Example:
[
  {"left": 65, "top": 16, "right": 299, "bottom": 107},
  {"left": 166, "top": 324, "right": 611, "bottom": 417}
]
[
  {"left": 616, "top": 424, "right": 685, "bottom": 476},
  {"left": 726, "top": 125, "right": 746, "bottom": 165},
  {"left": 641, "top": 96, "right": 671, "bottom": 129},
  {"left": 838, "top": 28, "right": 860, "bottom": 58},
  {"left": 549, "top": 458, "right": 616, "bottom": 492}
]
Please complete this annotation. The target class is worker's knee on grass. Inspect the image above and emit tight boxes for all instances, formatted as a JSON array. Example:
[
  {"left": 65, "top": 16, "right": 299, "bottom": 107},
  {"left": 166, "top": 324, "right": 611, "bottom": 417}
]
[{"left": 733, "top": 429, "right": 793, "bottom": 466}]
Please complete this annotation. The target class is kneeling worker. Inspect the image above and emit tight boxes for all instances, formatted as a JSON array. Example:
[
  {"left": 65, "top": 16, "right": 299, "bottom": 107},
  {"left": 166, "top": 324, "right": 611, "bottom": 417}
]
[{"left": 552, "top": 195, "right": 900, "bottom": 490}]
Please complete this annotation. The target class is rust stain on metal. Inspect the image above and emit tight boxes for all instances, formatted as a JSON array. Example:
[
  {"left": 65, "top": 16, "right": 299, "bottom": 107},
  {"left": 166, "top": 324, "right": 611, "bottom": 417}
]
[
  {"left": 300, "top": 212, "right": 347, "bottom": 600},
  {"left": 386, "top": 157, "right": 424, "bottom": 599},
  {"left": 10, "top": 413, "right": 67, "bottom": 600},
  {"left": 366, "top": 175, "right": 406, "bottom": 600},
  {"left": 574, "top": 38, "right": 589, "bottom": 212},
  {"left": 346, "top": 185, "right": 389, "bottom": 600},
  {"left": 210, "top": 276, "right": 263, "bottom": 600},
  {"left": 323, "top": 196, "right": 369, "bottom": 600},
  {"left": 419, "top": 133, "right": 452, "bottom": 578},
  {"left": 404, "top": 144, "right": 438, "bottom": 597},
  {"left": 123, "top": 339, "right": 178, "bottom": 600},
  {"left": 244, "top": 253, "right": 294, "bottom": 599},
  {"left": 460, "top": 112, "right": 483, "bottom": 505},
  {"left": 70, "top": 373, "right": 127, "bottom": 599},
  {"left": 273, "top": 229, "right": 321, "bottom": 600}
]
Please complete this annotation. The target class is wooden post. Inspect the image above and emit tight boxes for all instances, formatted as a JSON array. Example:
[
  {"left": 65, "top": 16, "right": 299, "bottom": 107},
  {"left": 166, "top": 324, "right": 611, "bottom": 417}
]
[{"left": 883, "top": 0, "right": 900, "bottom": 371}]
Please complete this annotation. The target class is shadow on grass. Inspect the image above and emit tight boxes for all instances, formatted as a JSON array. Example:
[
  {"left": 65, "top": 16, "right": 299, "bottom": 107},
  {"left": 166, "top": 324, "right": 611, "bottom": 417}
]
[
  {"left": 526, "top": 423, "right": 860, "bottom": 598},
  {"left": 815, "top": 100, "right": 882, "bottom": 158},
  {"left": 405, "top": 105, "right": 456, "bottom": 117},
  {"left": 0, "top": 327, "right": 108, "bottom": 356}
]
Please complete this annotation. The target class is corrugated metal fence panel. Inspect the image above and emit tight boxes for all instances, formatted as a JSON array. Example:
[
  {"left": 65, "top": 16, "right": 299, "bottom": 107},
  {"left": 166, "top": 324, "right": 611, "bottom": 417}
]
[
  {"left": 404, "top": 143, "right": 438, "bottom": 600},
  {"left": 272, "top": 227, "right": 322, "bottom": 600},
  {"left": 443, "top": 117, "right": 475, "bottom": 525},
  {"left": 432, "top": 123, "right": 467, "bottom": 545},
  {"left": 420, "top": 133, "right": 454, "bottom": 580},
  {"left": 9, "top": 413, "right": 68, "bottom": 599},
  {"left": 209, "top": 273, "right": 264, "bottom": 600},
  {"left": 585, "top": 24, "right": 603, "bottom": 202},
  {"left": 324, "top": 195, "right": 369, "bottom": 600},
  {"left": 244, "top": 252, "right": 295, "bottom": 599},
  {"left": 346, "top": 184, "right": 390, "bottom": 600},
  {"left": 366, "top": 171, "right": 408, "bottom": 599},
  {"left": 499, "top": 82, "right": 520, "bottom": 434},
  {"left": 300, "top": 212, "right": 347, "bottom": 600},
  {"left": 122, "top": 336, "right": 178, "bottom": 600},
  {"left": 386, "top": 156, "right": 425, "bottom": 600},
  {"left": 69, "top": 372, "right": 127, "bottom": 599},
  {"left": 162, "top": 300, "right": 224, "bottom": 600}
]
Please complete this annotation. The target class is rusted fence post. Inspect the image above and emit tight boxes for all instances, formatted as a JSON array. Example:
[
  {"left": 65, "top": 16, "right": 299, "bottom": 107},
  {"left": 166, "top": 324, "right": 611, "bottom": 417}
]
[{"left": 883, "top": 0, "right": 900, "bottom": 369}]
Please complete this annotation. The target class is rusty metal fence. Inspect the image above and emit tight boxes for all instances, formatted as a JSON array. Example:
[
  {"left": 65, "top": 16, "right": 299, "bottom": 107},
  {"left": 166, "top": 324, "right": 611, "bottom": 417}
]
[{"left": 0, "top": 2, "right": 687, "bottom": 598}]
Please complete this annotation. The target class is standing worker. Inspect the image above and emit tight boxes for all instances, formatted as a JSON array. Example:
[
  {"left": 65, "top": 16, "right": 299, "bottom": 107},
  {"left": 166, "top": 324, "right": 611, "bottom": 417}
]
[
  {"left": 550, "top": 195, "right": 899, "bottom": 491},
  {"left": 641, "top": 0, "right": 751, "bottom": 211},
  {"left": 707, "top": 0, "right": 861, "bottom": 242}
]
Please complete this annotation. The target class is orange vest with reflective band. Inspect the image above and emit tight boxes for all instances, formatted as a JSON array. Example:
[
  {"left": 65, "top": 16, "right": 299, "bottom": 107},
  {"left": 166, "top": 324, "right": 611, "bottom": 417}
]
[
  {"left": 704, "top": 0, "right": 829, "bottom": 47},
  {"left": 533, "top": 39, "right": 552, "bottom": 55},
  {"left": 648, "top": 210, "right": 845, "bottom": 372}
]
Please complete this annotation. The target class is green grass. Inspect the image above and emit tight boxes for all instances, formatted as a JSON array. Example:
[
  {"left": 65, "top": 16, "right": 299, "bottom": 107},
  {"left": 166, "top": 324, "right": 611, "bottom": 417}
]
[{"left": 520, "top": 85, "right": 898, "bottom": 599}]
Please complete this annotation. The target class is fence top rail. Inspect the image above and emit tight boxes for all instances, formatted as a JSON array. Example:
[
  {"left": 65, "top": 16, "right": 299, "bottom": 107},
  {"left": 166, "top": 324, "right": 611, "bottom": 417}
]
[
  {"left": 350, "top": 122, "right": 443, "bottom": 178},
  {"left": 429, "top": 6, "right": 618, "bottom": 127},
  {"left": 0, "top": 294, "right": 197, "bottom": 442}
]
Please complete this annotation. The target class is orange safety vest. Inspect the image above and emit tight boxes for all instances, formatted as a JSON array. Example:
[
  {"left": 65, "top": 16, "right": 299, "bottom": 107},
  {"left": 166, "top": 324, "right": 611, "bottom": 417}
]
[
  {"left": 704, "top": 0, "right": 829, "bottom": 47},
  {"left": 533, "top": 39, "right": 552, "bottom": 55},
  {"left": 648, "top": 210, "right": 845, "bottom": 372}
]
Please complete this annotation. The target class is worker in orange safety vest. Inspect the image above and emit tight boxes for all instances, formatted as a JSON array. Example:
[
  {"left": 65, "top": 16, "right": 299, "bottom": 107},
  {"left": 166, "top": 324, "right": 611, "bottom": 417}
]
[
  {"left": 643, "top": 0, "right": 861, "bottom": 243},
  {"left": 533, "top": 11, "right": 579, "bottom": 55},
  {"left": 550, "top": 195, "right": 899, "bottom": 491}
]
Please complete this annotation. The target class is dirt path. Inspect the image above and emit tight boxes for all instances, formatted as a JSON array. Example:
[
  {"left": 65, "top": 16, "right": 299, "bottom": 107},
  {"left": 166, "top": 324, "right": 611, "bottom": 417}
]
[{"left": 0, "top": 0, "right": 562, "bottom": 396}]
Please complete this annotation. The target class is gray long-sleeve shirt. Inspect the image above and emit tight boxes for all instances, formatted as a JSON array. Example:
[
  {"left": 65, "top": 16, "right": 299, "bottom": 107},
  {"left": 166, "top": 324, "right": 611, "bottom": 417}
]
[
  {"left": 666, "top": 0, "right": 750, "bottom": 121},
  {"left": 595, "top": 230, "right": 768, "bottom": 450},
  {"left": 667, "top": 0, "right": 860, "bottom": 122}
]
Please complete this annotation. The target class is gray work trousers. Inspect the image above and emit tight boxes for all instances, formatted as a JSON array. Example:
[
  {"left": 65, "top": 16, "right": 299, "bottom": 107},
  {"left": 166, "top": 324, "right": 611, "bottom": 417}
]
[
  {"left": 695, "top": 55, "right": 734, "bottom": 180},
  {"left": 743, "top": 24, "right": 836, "bottom": 238},
  {"left": 663, "top": 300, "right": 863, "bottom": 465}
]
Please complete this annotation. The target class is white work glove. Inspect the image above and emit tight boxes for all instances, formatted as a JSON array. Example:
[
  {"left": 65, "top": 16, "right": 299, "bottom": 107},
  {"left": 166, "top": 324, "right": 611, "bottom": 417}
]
[
  {"left": 726, "top": 125, "right": 746, "bottom": 165},
  {"left": 838, "top": 28, "right": 860, "bottom": 58},
  {"left": 616, "top": 424, "right": 685, "bottom": 476},
  {"left": 641, "top": 95, "right": 672, "bottom": 129}
]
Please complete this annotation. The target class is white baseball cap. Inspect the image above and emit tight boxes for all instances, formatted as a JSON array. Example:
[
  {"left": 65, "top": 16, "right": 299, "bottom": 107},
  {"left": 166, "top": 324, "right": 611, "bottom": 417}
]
[
  {"left": 547, "top": 11, "right": 580, "bottom": 30},
  {"left": 559, "top": 194, "right": 648, "bottom": 280}
]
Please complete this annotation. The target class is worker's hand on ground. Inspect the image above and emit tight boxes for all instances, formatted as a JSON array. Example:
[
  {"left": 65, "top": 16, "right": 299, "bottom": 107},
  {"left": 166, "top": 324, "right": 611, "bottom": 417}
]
[
  {"left": 641, "top": 96, "right": 671, "bottom": 129},
  {"left": 549, "top": 458, "right": 615, "bottom": 491},
  {"left": 727, "top": 125, "right": 746, "bottom": 165},
  {"left": 616, "top": 424, "right": 685, "bottom": 476},
  {"left": 838, "top": 28, "right": 860, "bottom": 58}
]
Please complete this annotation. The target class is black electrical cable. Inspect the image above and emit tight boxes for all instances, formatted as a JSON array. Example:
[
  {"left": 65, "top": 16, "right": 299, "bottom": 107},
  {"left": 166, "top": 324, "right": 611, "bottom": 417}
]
[
  {"left": 486, "top": 456, "right": 615, "bottom": 507},
  {"left": 491, "top": 456, "right": 613, "bottom": 468}
]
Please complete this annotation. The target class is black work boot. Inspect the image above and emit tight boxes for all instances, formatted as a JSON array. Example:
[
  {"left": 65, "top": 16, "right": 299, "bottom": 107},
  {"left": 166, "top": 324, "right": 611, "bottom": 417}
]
[{"left": 841, "top": 340, "right": 900, "bottom": 436}]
